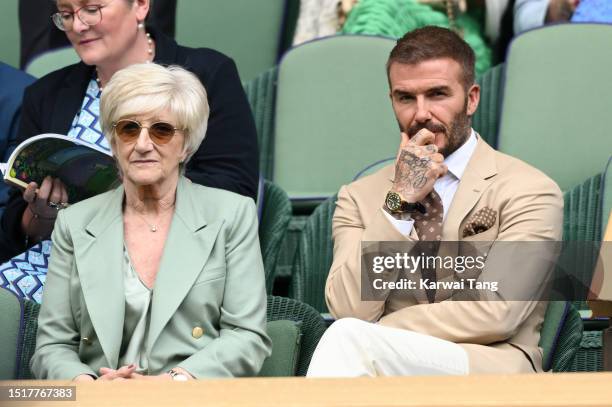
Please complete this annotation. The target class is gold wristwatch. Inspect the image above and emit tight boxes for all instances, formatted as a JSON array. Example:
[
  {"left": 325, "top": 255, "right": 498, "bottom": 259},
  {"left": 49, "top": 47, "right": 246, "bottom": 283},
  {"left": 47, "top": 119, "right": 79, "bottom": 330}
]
[{"left": 384, "top": 191, "right": 426, "bottom": 214}]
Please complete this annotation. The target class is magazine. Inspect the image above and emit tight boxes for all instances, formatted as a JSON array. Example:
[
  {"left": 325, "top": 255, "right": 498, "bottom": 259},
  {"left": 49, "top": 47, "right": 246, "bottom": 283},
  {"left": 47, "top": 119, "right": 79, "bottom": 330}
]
[{"left": 1, "top": 133, "right": 119, "bottom": 203}]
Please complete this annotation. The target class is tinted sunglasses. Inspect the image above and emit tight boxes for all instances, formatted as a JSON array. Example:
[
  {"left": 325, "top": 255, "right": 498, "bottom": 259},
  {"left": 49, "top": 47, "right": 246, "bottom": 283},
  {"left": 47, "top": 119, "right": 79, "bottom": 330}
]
[{"left": 113, "top": 119, "right": 183, "bottom": 145}]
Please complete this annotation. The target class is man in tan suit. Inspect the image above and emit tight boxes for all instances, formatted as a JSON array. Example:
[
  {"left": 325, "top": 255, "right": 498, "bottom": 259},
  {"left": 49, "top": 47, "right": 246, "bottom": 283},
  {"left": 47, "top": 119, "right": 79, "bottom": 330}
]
[{"left": 306, "top": 26, "right": 563, "bottom": 376}]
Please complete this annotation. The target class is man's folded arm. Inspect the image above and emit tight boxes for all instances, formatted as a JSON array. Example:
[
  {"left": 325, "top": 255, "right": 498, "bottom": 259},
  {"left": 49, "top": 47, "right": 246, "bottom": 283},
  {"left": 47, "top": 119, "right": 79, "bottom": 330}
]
[
  {"left": 378, "top": 175, "right": 564, "bottom": 343},
  {"left": 326, "top": 185, "right": 418, "bottom": 321}
]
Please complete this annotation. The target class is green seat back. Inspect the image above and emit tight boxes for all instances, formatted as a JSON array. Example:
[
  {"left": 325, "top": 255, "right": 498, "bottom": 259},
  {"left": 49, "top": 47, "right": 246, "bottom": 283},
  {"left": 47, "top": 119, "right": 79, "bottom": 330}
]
[
  {"left": 259, "top": 179, "right": 292, "bottom": 292},
  {"left": 291, "top": 196, "right": 336, "bottom": 313},
  {"left": 0, "top": 288, "right": 21, "bottom": 379},
  {"left": 539, "top": 301, "right": 583, "bottom": 372},
  {"left": 259, "top": 320, "right": 300, "bottom": 377},
  {"left": 562, "top": 174, "right": 603, "bottom": 311},
  {"left": 0, "top": 0, "right": 19, "bottom": 68},
  {"left": 549, "top": 303, "right": 583, "bottom": 372},
  {"left": 16, "top": 298, "right": 38, "bottom": 379},
  {"left": 472, "top": 63, "right": 504, "bottom": 147},
  {"left": 563, "top": 174, "right": 603, "bottom": 243},
  {"left": 602, "top": 157, "right": 612, "bottom": 239},
  {"left": 244, "top": 67, "right": 279, "bottom": 179},
  {"left": 498, "top": 24, "right": 612, "bottom": 191},
  {"left": 266, "top": 295, "right": 326, "bottom": 376},
  {"left": 175, "top": 0, "right": 286, "bottom": 82},
  {"left": 274, "top": 35, "right": 397, "bottom": 201},
  {"left": 353, "top": 158, "right": 394, "bottom": 181},
  {"left": 568, "top": 331, "right": 603, "bottom": 372},
  {"left": 25, "top": 47, "right": 81, "bottom": 78}
]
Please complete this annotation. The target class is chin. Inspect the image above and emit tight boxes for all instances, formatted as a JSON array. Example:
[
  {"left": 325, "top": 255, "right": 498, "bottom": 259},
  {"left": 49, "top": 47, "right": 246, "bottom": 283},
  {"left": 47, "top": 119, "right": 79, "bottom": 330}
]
[
  {"left": 126, "top": 172, "right": 163, "bottom": 187},
  {"left": 76, "top": 52, "right": 100, "bottom": 67},
  {"left": 74, "top": 45, "right": 107, "bottom": 67}
]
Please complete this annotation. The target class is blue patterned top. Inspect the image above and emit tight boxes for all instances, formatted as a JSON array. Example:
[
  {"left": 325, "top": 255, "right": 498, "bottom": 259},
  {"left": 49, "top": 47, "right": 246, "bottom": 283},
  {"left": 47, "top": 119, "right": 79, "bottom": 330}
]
[
  {"left": 66, "top": 78, "right": 111, "bottom": 152},
  {"left": 0, "top": 76, "right": 112, "bottom": 303}
]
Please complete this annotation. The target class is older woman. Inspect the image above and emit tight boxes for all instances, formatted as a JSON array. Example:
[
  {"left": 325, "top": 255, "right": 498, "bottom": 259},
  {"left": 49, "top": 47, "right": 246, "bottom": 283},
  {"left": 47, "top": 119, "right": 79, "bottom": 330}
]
[
  {"left": 30, "top": 63, "right": 270, "bottom": 381},
  {"left": 0, "top": 0, "right": 257, "bottom": 265}
]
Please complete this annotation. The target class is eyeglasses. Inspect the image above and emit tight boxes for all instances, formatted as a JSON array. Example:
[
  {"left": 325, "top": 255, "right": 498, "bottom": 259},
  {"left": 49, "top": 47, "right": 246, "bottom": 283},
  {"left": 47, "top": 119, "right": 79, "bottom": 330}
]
[
  {"left": 51, "top": 0, "right": 116, "bottom": 32},
  {"left": 113, "top": 119, "right": 183, "bottom": 145}
]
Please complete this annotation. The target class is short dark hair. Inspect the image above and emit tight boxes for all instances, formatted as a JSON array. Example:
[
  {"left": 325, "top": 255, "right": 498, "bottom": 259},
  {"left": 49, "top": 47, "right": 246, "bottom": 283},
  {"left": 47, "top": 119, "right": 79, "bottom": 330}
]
[{"left": 386, "top": 26, "right": 475, "bottom": 90}]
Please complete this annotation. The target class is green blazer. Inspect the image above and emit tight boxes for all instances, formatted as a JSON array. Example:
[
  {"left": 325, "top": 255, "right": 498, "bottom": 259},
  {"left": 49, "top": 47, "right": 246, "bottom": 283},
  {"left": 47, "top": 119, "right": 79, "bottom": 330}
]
[{"left": 31, "top": 177, "right": 271, "bottom": 380}]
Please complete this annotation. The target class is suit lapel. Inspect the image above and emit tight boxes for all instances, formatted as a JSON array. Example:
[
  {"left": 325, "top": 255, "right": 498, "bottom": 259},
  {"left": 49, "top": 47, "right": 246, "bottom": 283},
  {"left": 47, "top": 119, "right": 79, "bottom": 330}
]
[
  {"left": 147, "top": 178, "right": 223, "bottom": 353},
  {"left": 433, "top": 137, "right": 498, "bottom": 302},
  {"left": 51, "top": 63, "right": 94, "bottom": 134},
  {"left": 442, "top": 137, "right": 498, "bottom": 241},
  {"left": 74, "top": 186, "right": 125, "bottom": 368}
]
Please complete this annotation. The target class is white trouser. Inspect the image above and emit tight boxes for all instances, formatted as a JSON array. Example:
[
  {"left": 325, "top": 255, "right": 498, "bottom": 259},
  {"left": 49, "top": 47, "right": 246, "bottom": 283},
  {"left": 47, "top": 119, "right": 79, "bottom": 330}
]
[{"left": 306, "top": 318, "right": 469, "bottom": 377}]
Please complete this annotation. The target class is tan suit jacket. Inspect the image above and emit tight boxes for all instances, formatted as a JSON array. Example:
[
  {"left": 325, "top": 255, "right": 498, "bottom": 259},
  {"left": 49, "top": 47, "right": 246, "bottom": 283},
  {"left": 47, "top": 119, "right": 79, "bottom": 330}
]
[{"left": 326, "top": 137, "right": 563, "bottom": 374}]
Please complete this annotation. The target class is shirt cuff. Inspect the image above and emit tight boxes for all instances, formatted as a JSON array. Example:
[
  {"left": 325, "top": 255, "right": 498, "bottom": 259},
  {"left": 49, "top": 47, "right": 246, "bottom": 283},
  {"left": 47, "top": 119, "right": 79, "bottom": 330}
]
[{"left": 381, "top": 208, "right": 415, "bottom": 236}]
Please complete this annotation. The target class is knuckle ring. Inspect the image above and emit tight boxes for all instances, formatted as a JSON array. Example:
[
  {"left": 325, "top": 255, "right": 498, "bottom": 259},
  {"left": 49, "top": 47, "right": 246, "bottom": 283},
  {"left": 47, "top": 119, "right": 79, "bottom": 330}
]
[{"left": 47, "top": 201, "right": 59, "bottom": 209}]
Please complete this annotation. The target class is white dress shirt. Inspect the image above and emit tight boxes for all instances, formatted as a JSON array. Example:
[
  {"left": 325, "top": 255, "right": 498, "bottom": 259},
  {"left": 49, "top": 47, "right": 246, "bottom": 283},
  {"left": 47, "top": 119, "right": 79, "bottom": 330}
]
[{"left": 382, "top": 130, "right": 478, "bottom": 236}]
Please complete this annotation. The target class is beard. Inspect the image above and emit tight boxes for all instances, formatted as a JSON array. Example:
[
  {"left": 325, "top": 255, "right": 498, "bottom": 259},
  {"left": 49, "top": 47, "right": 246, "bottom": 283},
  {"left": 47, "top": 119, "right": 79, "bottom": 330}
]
[{"left": 404, "top": 101, "right": 472, "bottom": 157}]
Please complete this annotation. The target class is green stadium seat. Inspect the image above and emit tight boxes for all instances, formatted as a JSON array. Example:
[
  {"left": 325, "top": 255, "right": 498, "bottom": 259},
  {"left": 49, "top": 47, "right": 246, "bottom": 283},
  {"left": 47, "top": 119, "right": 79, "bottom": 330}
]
[
  {"left": 472, "top": 63, "right": 504, "bottom": 147},
  {"left": 562, "top": 174, "right": 603, "bottom": 312},
  {"left": 25, "top": 47, "right": 81, "bottom": 78},
  {"left": 0, "top": 288, "right": 22, "bottom": 379},
  {"left": 569, "top": 330, "right": 603, "bottom": 372},
  {"left": 244, "top": 67, "right": 279, "bottom": 180},
  {"left": 540, "top": 301, "right": 583, "bottom": 372},
  {"left": 258, "top": 319, "right": 301, "bottom": 376},
  {"left": 352, "top": 157, "right": 394, "bottom": 181},
  {"left": 602, "top": 157, "right": 612, "bottom": 239},
  {"left": 0, "top": 0, "right": 19, "bottom": 68},
  {"left": 264, "top": 295, "right": 327, "bottom": 376},
  {"left": 497, "top": 24, "right": 612, "bottom": 191},
  {"left": 290, "top": 196, "right": 336, "bottom": 313},
  {"left": 259, "top": 179, "right": 292, "bottom": 293},
  {"left": 175, "top": 0, "right": 287, "bottom": 82},
  {"left": 274, "top": 35, "right": 397, "bottom": 205}
]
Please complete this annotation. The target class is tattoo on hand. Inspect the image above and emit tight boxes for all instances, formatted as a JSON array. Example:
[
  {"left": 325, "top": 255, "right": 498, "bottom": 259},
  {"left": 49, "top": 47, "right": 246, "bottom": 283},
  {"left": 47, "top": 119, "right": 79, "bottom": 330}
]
[{"left": 396, "top": 150, "right": 430, "bottom": 191}]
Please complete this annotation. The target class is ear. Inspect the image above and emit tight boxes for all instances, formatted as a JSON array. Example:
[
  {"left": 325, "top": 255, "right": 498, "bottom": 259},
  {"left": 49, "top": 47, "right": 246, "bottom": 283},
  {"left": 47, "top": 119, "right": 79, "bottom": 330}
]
[
  {"left": 134, "top": 0, "right": 150, "bottom": 22},
  {"left": 466, "top": 83, "right": 480, "bottom": 116},
  {"left": 180, "top": 142, "right": 190, "bottom": 164}
]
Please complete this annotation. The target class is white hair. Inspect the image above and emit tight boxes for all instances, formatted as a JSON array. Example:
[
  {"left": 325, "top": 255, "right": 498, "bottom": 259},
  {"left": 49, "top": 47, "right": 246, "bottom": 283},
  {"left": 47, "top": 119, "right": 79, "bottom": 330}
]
[{"left": 100, "top": 63, "right": 209, "bottom": 167}]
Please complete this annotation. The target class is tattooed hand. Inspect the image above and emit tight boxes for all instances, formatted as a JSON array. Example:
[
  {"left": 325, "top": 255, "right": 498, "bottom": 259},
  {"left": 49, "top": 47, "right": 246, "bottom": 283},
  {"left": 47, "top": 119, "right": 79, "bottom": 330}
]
[{"left": 391, "top": 129, "right": 448, "bottom": 203}]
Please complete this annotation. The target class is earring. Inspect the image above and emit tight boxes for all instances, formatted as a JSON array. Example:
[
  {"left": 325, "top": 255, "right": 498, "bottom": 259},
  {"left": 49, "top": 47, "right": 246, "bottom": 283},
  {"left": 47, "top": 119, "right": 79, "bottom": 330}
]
[{"left": 137, "top": 22, "right": 144, "bottom": 30}]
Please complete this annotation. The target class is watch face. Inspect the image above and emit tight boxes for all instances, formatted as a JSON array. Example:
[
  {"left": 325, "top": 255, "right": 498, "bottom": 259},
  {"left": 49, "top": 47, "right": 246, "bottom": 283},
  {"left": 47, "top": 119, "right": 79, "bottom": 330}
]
[{"left": 385, "top": 192, "right": 402, "bottom": 212}]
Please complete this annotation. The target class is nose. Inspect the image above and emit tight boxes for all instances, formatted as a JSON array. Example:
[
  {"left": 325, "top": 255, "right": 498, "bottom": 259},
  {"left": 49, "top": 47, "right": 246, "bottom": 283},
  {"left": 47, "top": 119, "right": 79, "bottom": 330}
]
[
  {"left": 414, "top": 96, "right": 432, "bottom": 123},
  {"left": 134, "top": 128, "right": 154, "bottom": 152},
  {"left": 72, "top": 15, "right": 90, "bottom": 34}
]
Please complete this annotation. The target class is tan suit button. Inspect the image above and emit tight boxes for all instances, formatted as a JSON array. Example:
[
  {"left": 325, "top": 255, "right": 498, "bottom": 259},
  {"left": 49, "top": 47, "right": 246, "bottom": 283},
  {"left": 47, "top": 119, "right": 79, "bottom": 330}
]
[
  {"left": 81, "top": 337, "right": 91, "bottom": 345},
  {"left": 192, "top": 327, "right": 204, "bottom": 339}
]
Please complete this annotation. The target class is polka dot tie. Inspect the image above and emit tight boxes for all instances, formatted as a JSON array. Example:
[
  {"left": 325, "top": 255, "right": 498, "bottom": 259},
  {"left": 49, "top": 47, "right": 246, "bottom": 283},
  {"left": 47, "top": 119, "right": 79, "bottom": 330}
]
[
  {"left": 413, "top": 190, "right": 444, "bottom": 242},
  {"left": 413, "top": 190, "right": 444, "bottom": 302}
]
